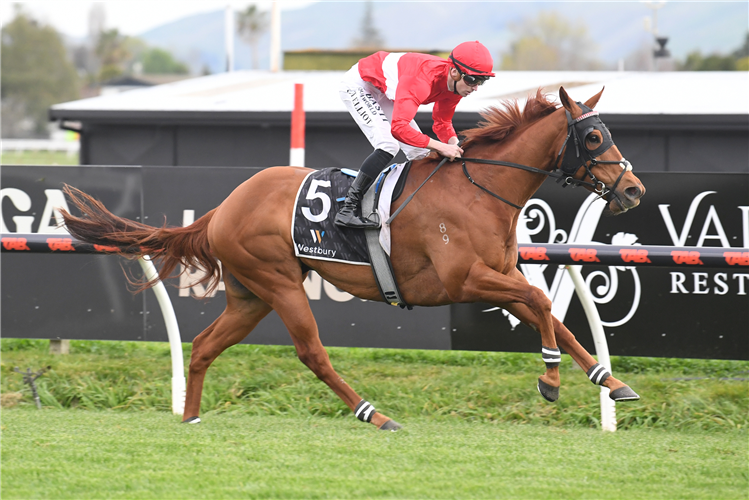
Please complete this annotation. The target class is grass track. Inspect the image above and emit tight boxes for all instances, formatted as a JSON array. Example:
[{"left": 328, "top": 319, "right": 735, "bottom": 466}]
[
  {"left": 2, "top": 408, "right": 747, "bottom": 500},
  {"left": 2, "top": 340, "right": 748, "bottom": 498},
  {"left": 1, "top": 150, "right": 78, "bottom": 165},
  {"left": 2, "top": 340, "right": 747, "bottom": 431}
]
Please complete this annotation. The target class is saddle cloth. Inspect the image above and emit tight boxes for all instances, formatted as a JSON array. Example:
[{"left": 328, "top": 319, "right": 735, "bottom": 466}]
[{"left": 291, "top": 163, "right": 408, "bottom": 265}]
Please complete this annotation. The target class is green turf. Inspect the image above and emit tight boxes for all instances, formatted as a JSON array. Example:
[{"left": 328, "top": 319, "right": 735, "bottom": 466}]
[
  {"left": 1, "top": 408, "right": 746, "bottom": 499},
  {"left": 2, "top": 340, "right": 747, "bottom": 498},
  {"left": 1, "top": 149, "right": 78, "bottom": 166},
  {"left": 2, "top": 340, "right": 747, "bottom": 431}
]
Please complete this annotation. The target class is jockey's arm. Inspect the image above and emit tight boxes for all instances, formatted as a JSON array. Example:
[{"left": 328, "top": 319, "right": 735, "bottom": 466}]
[
  {"left": 391, "top": 82, "right": 463, "bottom": 161},
  {"left": 430, "top": 96, "right": 462, "bottom": 160},
  {"left": 392, "top": 97, "right": 461, "bottom": 160}
]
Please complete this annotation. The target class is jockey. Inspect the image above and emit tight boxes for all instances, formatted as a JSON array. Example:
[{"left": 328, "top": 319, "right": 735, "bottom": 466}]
[{"left": 335, "top": 41, "right": 495, "bottom": 228}]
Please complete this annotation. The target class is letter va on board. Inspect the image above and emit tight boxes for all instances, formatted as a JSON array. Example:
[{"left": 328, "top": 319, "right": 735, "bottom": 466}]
[{"left": 659, "top": 191, "right": 749, "bottom": 247}]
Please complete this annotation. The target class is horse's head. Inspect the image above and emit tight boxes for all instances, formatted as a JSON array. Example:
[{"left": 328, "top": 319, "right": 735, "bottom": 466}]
[{"left": 558, "top": 87, "right": 645, "bottom": 216}]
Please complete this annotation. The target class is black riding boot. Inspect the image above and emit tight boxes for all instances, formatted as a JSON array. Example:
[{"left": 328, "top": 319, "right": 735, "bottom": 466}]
[{"left": 334, "top": 172, "right": 380, "bottom": 228}]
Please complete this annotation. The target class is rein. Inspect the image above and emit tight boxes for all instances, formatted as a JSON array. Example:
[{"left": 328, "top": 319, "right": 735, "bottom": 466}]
[
  {"left": 387, "top": 103, "right": 633, "bottom": 223},
  {"left": 386, "top": 156, "right": 450, "bottom": 224},
  {"left": 459, "top": 156, "right": 603, "bottom": 210}
]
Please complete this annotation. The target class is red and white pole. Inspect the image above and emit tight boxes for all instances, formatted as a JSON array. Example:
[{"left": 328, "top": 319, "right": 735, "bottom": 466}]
[{"left": 290, "top": 83, "right": 305, "bottom": 167}]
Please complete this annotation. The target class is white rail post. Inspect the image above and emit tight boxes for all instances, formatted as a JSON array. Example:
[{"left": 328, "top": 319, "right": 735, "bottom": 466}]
[
  {"left": 566, "top": 265, "right": 616, "bottom": 432},
  {"left": 137, "top": 256, "right": 186, "bottom": 415}
]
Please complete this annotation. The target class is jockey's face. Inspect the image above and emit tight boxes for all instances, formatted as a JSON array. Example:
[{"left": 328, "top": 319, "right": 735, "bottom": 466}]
[{"left": 449, "top": 68, "right": 479, "bottom": 97}]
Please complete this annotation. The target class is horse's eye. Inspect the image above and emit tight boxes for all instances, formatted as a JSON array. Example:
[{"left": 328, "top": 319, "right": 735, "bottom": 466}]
[{"left": 587, "top": 134, "right": 601, "bottom": 143}]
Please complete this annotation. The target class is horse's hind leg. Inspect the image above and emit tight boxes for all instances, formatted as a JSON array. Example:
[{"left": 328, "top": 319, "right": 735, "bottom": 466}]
[
  {"left": 182, "top": 271, "right": 273, "bottom": 423},
  {"left": 261, "top": 283, "right": 401, "bottom": 430}
]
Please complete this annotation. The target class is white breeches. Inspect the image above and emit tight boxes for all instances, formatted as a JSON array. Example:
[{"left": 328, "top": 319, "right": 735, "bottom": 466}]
[{"left": 338, "top": 64, "right": 431, "bottom": 161}]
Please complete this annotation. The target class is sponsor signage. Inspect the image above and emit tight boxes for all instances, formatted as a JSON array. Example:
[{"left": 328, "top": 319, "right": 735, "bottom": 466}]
[
  {"left": 1, "top": 166, "right": 145, "bottom": 341},
  {"left": 515, "top": 244, "right": 749, "bottom": 268},
  {"left": 452, "top": 173, "right": 749, "bottom": 360},
  {"left": 1, "top": 166, "right": 746, "bottom": 359}
]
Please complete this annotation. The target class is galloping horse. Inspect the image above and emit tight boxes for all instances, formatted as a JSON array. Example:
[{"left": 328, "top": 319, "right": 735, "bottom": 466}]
[{"left": 61, "top": 87, "right": 645, "bottom": 430}]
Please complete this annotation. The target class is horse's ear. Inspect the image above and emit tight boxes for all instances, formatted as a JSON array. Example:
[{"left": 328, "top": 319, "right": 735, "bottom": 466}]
[
  {"left": 584, "top": 86, "right": 605, "bottom": 109},
  {"left": 559, "top": 86, "right": 582, "bottom": 118}
]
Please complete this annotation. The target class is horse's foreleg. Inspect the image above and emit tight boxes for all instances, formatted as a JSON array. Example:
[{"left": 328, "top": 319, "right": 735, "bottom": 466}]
[
  {"left": 503, "top": 301, "right": 640, "bottom": 401},
  {"left": 458, "top": 263, "right": 560, "bottom": 400},
  {"left": 552, "top": 316, "right": 638, "bottom": 399},
  {"left": 271, "top": 288, "right": 402, "bottom": 430},
  {"left": 182, "top": 276, "right": 273, "bottom": 423}
]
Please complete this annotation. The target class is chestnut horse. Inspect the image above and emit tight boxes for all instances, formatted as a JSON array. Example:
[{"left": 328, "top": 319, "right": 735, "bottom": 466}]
[{"left": 61, "top": 87, "right": 645, "bottom": 430}]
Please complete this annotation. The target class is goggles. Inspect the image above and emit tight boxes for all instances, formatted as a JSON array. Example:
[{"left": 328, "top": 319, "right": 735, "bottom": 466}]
[{"left": 461, "top": 73, "right": 490, "bottom": 86}]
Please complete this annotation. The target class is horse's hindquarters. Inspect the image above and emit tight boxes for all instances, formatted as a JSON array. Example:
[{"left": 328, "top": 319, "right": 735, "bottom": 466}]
[{"left": 208, "top": 167, "right": 309, "bottom": 262}]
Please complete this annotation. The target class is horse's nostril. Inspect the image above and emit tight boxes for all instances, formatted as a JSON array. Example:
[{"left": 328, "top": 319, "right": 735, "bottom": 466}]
[{"left": 625, "top": 186, "right": 642, "bottom": 200}]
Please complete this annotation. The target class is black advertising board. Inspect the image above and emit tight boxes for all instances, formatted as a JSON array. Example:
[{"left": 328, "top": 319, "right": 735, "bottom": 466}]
[
  {"left": 2, "top": 166, "right": 746, "bottom": 359},
  {"left": 451, "top": 172, "right": 749, "bottom": 360},
  {"left": 1, "top": 166, "right": 145, "bottom": 340}
]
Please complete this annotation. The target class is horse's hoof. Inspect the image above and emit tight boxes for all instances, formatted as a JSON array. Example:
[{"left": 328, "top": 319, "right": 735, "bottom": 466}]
[
  {"left": 182, "top": 416, "right": 201, "bottom": 424},
  {"left": 537, "top": 378, "right": 559, "bottom": 402},
  {"left": 609, "top": 386, "right": 640, "bottom": 401},
  {"left": 379, "top": 419, "right": 403, "bottom": 431}
]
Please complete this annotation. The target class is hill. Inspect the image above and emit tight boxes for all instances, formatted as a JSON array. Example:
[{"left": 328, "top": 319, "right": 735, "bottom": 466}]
[{"left": 138, "top": 2, "right": 748, "bottom": 74}]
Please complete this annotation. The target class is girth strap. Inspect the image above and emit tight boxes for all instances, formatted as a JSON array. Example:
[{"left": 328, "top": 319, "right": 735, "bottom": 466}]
[{"left": 362, "top": 169, "right": 411, "bottom": 309}]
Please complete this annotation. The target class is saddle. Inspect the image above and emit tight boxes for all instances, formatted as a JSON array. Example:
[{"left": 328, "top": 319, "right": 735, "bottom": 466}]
[{"left": 292, "top": 163, "right": 413, "bottom": 308}]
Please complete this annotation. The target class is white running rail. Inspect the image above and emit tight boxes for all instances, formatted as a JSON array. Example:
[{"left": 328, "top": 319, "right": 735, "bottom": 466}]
[
  {"left": 566, "top": 265, "right": 616, "bottom": 432},
  {"left": 137, "top": 256, "right": 186, "bottom": 415}
]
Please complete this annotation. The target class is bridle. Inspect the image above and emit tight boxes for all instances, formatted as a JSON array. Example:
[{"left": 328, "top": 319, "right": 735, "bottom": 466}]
[
  {"left": 386, "top": 102, "right": 633, "bottom": 223},
  {"left": 459, "top": 102, "right": 633, "bottom": 209}
]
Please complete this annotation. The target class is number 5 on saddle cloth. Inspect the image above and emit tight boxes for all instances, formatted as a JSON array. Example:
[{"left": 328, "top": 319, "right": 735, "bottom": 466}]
[{"left": 291, "top": 163, "right": 413, "bottom": 308}]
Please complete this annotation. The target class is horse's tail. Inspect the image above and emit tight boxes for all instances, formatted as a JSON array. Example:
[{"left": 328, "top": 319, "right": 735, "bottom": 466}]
[{"left": 60, "top": 184, "right": 220, "bottom": 294}]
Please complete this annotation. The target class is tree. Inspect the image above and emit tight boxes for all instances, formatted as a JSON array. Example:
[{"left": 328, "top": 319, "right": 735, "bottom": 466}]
[
  {"left": 1, "top": 9, "right": 79, "bottom": 137},
  {"left": 732, "top": 32, "right": 749, "bottom": 58},
  {"left": 677, "top": 51, "right": 736, "bottom": 71},
  {"left": 141, "top": 48, "right": 189, "bottom": 74},
  {"left": 732, "top": 32, "right": 749, "bottom": 70},
  {"left": 676, "top": 32, "right": 749, "bottom": 71},
  {"left": 95, "top": 28, "right": 131, "bottom": 82},
  {"left": 237, "top": 5, "right": 269, "bottom": 70},
  {"left": 500, "top": 11, "right": 603, "bottom": 71},
  {"left": 351, "top": 0, "right": 384, "bottom": 49}
]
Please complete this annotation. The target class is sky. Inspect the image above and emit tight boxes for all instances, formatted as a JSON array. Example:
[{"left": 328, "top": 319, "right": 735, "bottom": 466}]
[
  {"left": 2, "top": 0, "right": 746, "bottom": 64},
  {"left": 0, "top": 0, "right": 317, "bottom": 38}
]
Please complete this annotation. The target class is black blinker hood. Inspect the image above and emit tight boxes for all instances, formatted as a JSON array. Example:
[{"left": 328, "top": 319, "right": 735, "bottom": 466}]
[{"left": 559, "top": 102, "right": 615, "bottom": 175}]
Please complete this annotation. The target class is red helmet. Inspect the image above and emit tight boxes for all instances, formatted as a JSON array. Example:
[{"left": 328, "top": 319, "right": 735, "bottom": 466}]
[{"left": 449, "top": 41, "right": 495, "bottom": 77}]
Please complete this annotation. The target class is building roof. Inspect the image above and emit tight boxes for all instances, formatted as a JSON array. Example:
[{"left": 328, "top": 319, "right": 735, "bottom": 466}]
[
  {"left": 101, "top": 74, "right": 193, "bottom": 87},
  {"left": 50, "top": 70, "right": 749, "bottom": 130}
]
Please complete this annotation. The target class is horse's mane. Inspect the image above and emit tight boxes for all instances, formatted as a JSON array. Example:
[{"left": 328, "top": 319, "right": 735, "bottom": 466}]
[{"left": 461, "top": 89, "right": 559, "bottom": 148}]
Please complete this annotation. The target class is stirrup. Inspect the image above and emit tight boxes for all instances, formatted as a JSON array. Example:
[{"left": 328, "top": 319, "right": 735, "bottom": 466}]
[
  {"left": 335, "top": 208, "right": 380, "bottom": 229},
  {"left": 362, "top": 210, "right": 381, "bottom": 228}
]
